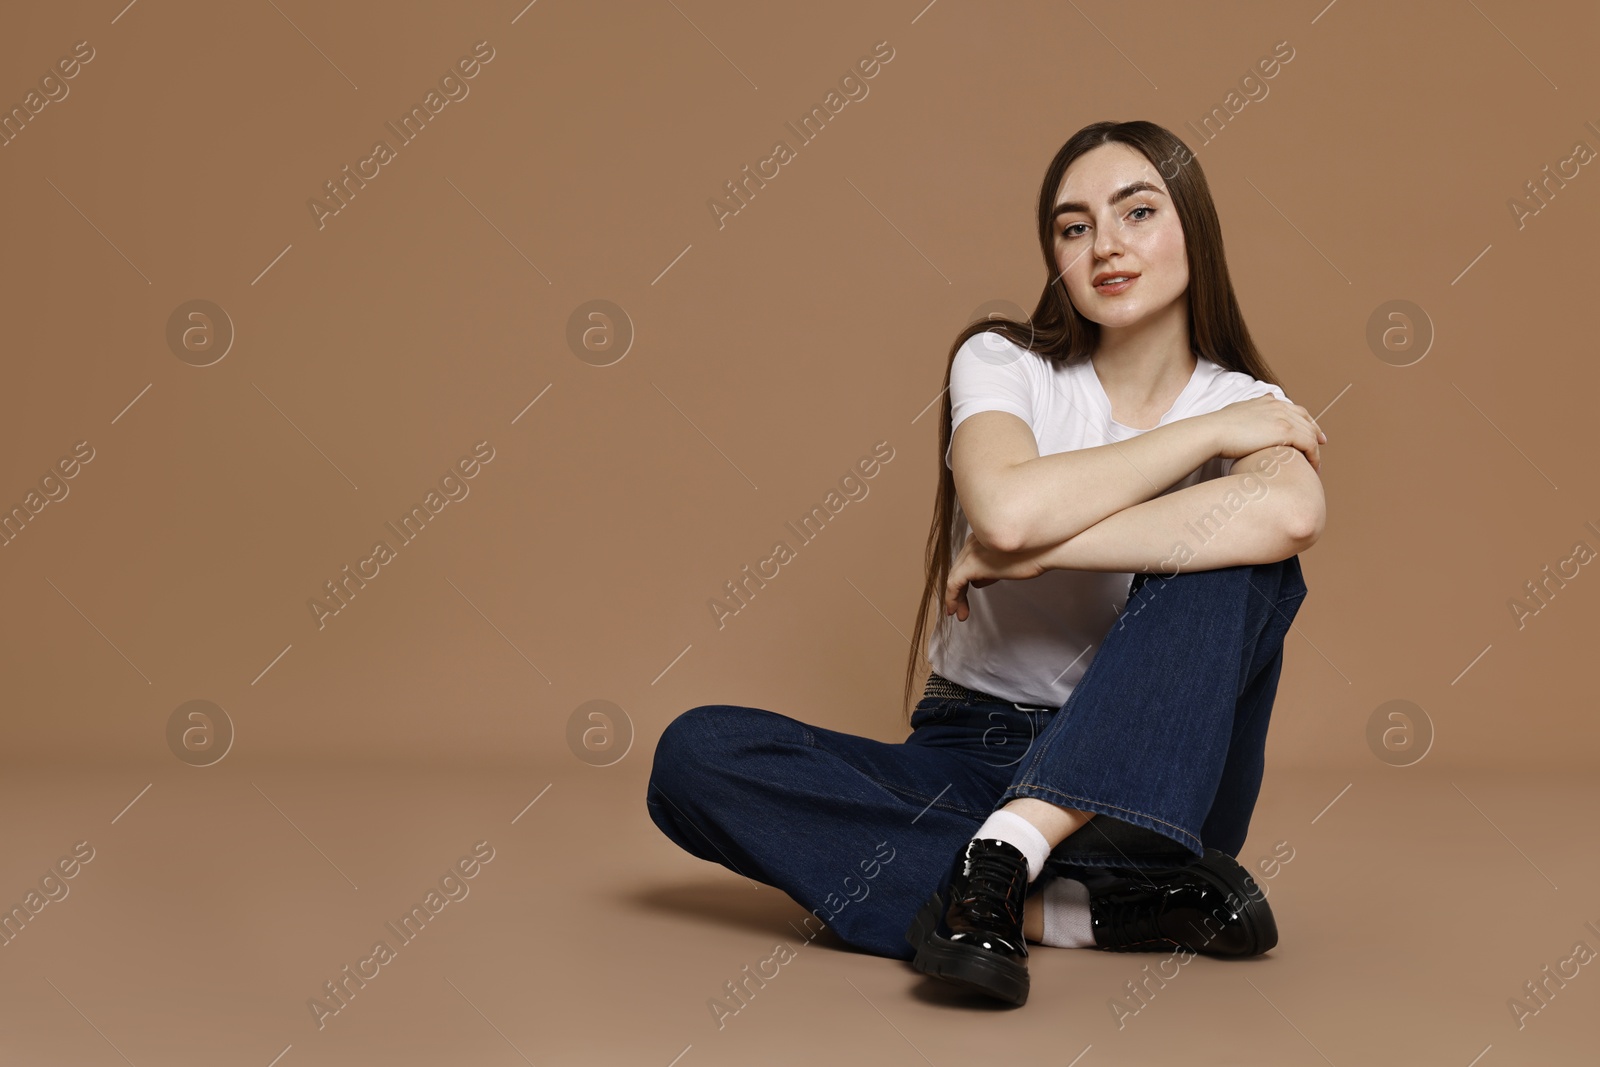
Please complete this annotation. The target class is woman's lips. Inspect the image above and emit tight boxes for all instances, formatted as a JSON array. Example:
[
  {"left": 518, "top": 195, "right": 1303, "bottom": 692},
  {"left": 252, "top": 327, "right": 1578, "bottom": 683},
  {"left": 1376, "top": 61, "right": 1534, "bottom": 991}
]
[{"left": 1095, "top": 275, "right": 1138, "bottom": 295}]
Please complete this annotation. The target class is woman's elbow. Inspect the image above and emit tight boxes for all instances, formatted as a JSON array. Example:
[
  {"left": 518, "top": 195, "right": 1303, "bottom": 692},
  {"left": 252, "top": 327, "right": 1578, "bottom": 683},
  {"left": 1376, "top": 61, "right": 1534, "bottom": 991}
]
[
  {"left": 970, "top": 514, "right": 1023, "bottom": 553},
  {"left": 1283, "top": 496, "right": 1325, "bottom": 549},
  {"left": 962, "top": 495, "right": 1028, "bottom": 553}
]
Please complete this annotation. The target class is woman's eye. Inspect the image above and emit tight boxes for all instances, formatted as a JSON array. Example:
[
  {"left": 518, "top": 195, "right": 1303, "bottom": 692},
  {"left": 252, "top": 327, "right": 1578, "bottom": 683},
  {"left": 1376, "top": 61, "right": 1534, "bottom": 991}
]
[
  {"left": 1061, "top": 223, "right": 1086, "bottom": 238},
  {"left": 1129, "top": 205, "right": 1154, "bottom": 221}
]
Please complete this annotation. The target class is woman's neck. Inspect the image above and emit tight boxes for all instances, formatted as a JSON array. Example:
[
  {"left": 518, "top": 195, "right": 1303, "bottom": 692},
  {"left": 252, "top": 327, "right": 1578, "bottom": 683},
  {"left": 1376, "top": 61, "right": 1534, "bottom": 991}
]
[{"left": 1091, "top": 315, "right": 1198, "bottom": 425}]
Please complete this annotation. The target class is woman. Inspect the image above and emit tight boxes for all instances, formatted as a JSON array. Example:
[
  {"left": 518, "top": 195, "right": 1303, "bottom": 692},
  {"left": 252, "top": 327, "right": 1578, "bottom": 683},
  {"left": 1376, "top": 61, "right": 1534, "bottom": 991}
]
[{"left": 646, "top": 120, "right": 1326, "bottom": 1009}]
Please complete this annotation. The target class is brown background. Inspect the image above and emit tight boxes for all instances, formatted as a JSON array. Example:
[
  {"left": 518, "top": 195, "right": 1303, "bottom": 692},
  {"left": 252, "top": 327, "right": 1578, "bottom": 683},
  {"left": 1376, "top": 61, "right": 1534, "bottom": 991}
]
[{"left": 1, "top": 1, "right": 1596, "bottom": 1064}]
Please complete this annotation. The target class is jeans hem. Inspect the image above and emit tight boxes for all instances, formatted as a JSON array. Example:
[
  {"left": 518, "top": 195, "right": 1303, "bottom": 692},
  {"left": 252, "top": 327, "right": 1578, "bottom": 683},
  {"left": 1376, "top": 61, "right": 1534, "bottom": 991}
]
[{"left": 995, "top": 782, "right": 1205, "bottom": 856}]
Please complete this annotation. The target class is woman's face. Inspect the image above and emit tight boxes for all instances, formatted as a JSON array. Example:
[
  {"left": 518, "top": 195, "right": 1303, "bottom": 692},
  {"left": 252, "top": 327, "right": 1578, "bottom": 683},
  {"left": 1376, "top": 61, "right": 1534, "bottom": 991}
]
[{"left": 1051, "top": 143, "right": 1189, "bottom": 330}]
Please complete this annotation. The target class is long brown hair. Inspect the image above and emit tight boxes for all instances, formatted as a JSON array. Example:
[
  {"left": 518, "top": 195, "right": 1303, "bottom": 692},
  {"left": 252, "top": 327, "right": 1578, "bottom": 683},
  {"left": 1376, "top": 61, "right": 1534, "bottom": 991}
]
[{"left": 900, "top": 119, "right": 1287, "bottom": 723}]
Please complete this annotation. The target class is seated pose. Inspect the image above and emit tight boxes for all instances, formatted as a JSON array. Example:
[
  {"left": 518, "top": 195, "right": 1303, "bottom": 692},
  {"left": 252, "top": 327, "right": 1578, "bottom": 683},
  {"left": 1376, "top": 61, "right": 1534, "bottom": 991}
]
[{"left": 647, "top": 119, "right": 1326, "bottom": 1008}]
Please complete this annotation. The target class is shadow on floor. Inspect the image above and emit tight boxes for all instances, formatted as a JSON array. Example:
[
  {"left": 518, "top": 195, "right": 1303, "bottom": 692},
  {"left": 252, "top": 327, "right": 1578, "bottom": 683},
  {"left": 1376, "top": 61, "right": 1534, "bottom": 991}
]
[{"left": 619, "top": 878, "right": 862, "bottom": 952}]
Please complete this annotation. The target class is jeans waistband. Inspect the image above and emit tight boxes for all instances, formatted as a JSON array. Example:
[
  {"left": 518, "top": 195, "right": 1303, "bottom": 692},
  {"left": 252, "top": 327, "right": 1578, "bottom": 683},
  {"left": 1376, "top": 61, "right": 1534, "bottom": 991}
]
[{"left": 922, "top": 671, "right": 1026, "bottom": 707}]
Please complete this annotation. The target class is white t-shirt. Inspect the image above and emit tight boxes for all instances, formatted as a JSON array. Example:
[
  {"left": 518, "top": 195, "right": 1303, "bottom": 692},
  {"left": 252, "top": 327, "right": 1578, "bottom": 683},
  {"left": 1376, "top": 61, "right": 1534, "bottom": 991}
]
[{"left": 927, "top": 331, "right": 1293, "bottom": 708}]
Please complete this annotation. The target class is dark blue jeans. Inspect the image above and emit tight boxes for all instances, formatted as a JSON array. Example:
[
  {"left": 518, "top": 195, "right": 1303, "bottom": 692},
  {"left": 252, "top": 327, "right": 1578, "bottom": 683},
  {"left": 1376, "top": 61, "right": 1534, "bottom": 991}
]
[{"left": 646, "top": 555, "right": 1308, "bottom": 961}]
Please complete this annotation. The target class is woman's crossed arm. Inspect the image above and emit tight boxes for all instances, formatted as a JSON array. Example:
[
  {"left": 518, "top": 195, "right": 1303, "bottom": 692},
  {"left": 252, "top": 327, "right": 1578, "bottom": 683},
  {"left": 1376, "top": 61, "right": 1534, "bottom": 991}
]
[{"left": 941, "top": 443, "right": 1324, "bottom": 621}]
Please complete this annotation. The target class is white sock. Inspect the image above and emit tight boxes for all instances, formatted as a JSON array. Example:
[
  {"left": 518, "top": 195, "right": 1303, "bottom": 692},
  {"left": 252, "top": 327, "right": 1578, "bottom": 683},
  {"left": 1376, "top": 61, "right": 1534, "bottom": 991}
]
[
  {"left": 1040, "top": 874, "right": 1097, "bottom": 948},
  {"left": 971, "top": 810, "right": 1050, "bottom": 883}
]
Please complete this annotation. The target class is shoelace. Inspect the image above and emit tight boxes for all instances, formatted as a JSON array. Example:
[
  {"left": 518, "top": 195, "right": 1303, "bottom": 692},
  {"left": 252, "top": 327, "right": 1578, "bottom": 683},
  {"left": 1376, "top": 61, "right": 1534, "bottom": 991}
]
[
  {"left": 959, "top": 849, "right": 1027, "bottom": 925},
  {"left": 1103, "top": 877, "right": 1175, "bottom": 946}
]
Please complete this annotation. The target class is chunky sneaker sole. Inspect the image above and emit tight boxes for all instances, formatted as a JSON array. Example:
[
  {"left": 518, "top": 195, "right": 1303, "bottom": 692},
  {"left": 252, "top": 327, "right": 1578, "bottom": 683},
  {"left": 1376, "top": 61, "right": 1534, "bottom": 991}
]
[
  {"left": 1101, "top": 847, "right": 1277, "bottom": 957},
  {"left": 906, "top": 890, "right": 1030, "bottom": 1005}
]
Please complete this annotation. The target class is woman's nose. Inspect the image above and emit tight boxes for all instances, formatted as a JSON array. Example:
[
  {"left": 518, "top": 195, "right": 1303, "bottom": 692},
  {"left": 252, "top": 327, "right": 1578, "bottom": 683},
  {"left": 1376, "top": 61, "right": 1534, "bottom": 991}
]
[{"left": 1093, "top": 220, "right": 1124, "bottom": 258}]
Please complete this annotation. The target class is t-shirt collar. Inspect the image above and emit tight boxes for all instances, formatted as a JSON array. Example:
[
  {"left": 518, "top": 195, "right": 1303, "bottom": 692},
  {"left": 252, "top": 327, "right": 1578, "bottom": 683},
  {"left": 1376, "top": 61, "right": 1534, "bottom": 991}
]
[{"left": 1083, "top": 353, "right": 1211, "bottom": 436}]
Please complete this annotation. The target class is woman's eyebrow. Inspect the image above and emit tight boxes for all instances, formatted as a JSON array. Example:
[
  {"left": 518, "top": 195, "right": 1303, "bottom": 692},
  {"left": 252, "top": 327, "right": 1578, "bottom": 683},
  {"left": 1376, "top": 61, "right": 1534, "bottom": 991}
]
[{"left": 1052, "top": 180, "right": 1166, "bottom": 219}]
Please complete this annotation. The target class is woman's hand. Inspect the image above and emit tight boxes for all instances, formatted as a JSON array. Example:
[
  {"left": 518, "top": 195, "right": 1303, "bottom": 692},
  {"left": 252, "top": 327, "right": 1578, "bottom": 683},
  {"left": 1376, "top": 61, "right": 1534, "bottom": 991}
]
[
  {"left": 1204, "top": 395, "right": 1327, "bottom": 473},
  {"left": 944, "top": 531, "right": 1050, "bottom": 621}
]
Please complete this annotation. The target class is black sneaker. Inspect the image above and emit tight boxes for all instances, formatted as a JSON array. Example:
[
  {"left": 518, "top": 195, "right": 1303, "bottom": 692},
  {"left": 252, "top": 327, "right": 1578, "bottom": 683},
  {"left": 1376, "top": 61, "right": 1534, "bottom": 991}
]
[
  {"left": 904, "top": 837, "right": 1031, "bottom": 1005},
  {"left": 1080, "top": 847, "right": 1277, "bottom": 957}
]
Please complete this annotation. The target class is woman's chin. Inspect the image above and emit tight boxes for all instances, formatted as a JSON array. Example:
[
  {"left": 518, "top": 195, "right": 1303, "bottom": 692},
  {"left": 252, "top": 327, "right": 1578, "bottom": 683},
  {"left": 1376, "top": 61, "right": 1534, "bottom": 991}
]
[{"left": 1079, "top": 306, "right": 1147, "bottom": 329}]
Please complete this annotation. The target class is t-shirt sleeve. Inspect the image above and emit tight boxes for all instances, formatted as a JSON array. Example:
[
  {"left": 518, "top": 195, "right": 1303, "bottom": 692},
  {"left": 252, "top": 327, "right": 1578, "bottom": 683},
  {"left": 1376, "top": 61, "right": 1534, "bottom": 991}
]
[
  {"left": 944, "top": 333, "right": 1035, "bottom": 470},
  {"left": 1235, "top": 380, "right": 1293, "bottom": 407},
  {"left": 1199, "top": 369, "right": 1295, "bottom": 414}
]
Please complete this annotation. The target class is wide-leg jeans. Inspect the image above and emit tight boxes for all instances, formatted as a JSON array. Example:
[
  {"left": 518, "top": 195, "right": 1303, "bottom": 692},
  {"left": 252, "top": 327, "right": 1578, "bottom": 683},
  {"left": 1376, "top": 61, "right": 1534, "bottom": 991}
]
[{"left": 646, "top": 555, "right": 1309, "bottom": 961}]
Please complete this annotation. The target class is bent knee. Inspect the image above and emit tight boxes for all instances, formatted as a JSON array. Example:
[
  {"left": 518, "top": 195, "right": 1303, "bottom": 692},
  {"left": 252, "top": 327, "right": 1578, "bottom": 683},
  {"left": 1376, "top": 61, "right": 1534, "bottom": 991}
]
[{"left": 649, "top": 704, "right": 767, "bottom": 790}]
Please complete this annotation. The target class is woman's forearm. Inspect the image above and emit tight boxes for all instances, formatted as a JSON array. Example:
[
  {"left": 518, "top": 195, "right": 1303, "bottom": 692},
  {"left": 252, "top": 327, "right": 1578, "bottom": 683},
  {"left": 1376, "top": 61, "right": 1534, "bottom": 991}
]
[
  {"left": 996, "top": 416, "right": 1220, "bottom": 552},
  {"left": 1034, "top": 467, "right": 1307, "bottom": 574}
]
